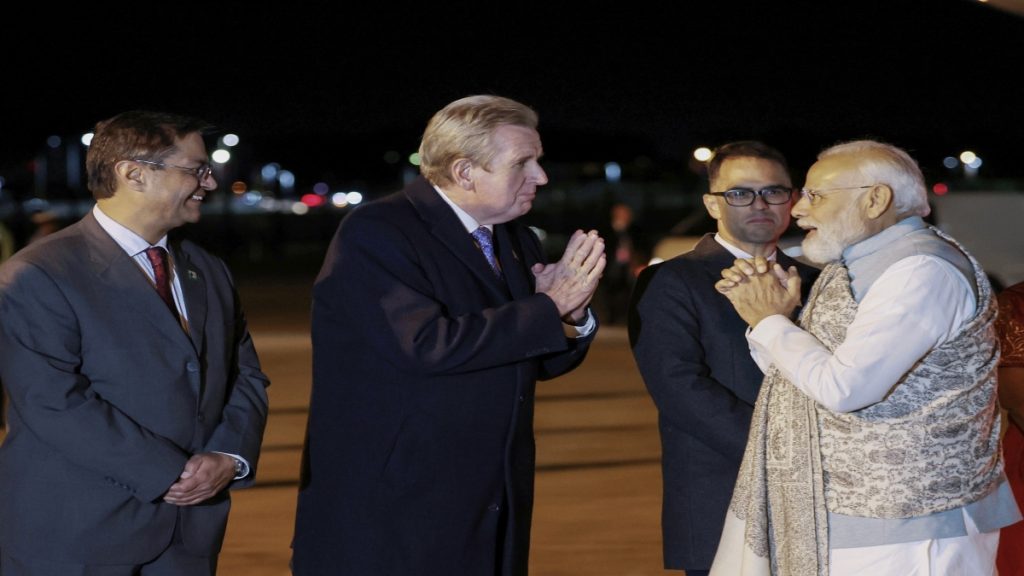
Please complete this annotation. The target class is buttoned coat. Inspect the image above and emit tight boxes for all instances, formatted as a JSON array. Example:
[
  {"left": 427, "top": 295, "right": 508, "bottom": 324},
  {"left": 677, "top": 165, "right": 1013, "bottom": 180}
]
[
  {"left": 291, "top": 176, "right": 594, "bottom": 576},
  {"left": 629, "top": 234, "right": 817, "bottom": 570},
  {"left": 0, "top": 211, "right": 269, "bottom": 563}
]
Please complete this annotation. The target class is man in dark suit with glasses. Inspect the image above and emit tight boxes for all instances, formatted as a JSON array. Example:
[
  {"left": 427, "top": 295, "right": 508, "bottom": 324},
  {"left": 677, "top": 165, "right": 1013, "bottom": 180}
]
[{"left": 629, "top": 141, "right": 818, "bottom": 575}]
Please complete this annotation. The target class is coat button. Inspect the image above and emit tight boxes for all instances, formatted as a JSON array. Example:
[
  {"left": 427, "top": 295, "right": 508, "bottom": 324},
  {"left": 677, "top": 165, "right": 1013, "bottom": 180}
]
[
  {"left": 487, "top": 503, "right": 501, "bottom": 512},
  {"left": 518, "top": 395, "right": 525, "bottom": 403}
]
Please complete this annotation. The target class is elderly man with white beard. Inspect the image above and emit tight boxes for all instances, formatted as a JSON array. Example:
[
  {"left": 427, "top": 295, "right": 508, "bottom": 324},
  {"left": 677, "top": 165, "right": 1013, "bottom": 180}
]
[{"left": 708, "top": 140, "right": 1021, "bottom": 576}]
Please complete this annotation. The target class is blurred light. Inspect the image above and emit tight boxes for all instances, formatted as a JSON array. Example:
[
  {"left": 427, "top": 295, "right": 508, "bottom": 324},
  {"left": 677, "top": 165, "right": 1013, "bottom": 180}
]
[
  {"left": 959, "top": 151, "right": 977, "bottom": 164},
  {"left": 291, "top": 201, "right": 310, "bottom": 215},
  {"left": 231, "top": 181, "right": 247, "bottom": 195},
  {"left": 693, "top": 147, "right": 713, "bottom": 162},
  {"left": 301, "top": 193, "right": 326, "bottom": 207},
  {"left": 221, "top": 134, "right": 240, "bottom": 147},
  {"left": 942, "top": 156, "right": 959, "bottom": 169},
  {"left": 278, "top": 170, "right": 296, "bottom": 190},
  {"left": 529, "top": 226, "right": 547, "bottom": 242},
  {"left": 408, "top": 152, "right": 421, "bottom": 166},
  {"left": 932, "top": 182, "right": 949, "bottom": 195},
  {"left": 313, "top": 182, "right": 329, "bottom": 195},
  {"left": 211, "top": 149, "right": 231, "bottom": 164},
  {"left": 261, "top": 163, "right": 280, "bottom": 182},
  {"left": 47, "top": 135, "right": 62, "bottom": 148},
  {"left": 346, "top": 191, "right": 364, "bottom": 205},
  {"left": 24, "top": 198, "right": 50, "bottom": 212},
  {"left": 331, "top": 192, "right": 349, "bottom": 208},
  {"left": 649, "top": 257, "right": 665, "bottom": 265},
  {"left": 967, "top": 156, "right": 983, "bottom": 169},
  {"left": 81, "top": 133, "right": 94, "bottom": 147},
  {"left": 384, "top": 150, "right": 401, "bottom": 164},
  {"left": 604, "top": 162, "right": 622, "bottom": 183},
  {"left": 242, "top": 191, "right": 263, "bottom": 206}
]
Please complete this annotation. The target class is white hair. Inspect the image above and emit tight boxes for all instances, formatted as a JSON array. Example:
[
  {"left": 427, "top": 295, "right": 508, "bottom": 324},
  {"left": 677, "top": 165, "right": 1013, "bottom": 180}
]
[{"left": 818, "top": 140, "right": 930, "bottom": 218}]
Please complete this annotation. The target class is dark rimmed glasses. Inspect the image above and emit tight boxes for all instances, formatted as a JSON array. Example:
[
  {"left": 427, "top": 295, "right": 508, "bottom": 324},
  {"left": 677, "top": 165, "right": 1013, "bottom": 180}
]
[
  {"left": 133, "top": 159, "right": 213, "bottom": 182},
  {"left": 707, "top": 186, "right": 795, "bottom": 207}
]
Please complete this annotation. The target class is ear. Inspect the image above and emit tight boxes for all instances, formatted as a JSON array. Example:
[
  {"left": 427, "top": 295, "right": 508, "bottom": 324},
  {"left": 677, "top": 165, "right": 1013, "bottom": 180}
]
[
  {"left": 702, "top": 194, "right": 722, "bottom": 221},
  {"left": 114, "top": 160, "right": 147, "bottom": 192},
  {"left": 863, "top": 184, "right": 893, "bottom": 219},
  {"left": 450, "top": 158, "right": 475, "bottom": 191}
]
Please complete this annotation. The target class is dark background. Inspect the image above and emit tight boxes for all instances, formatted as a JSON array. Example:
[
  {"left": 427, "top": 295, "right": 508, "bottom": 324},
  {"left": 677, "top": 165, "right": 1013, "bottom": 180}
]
[{"left": 2, "top": 0, "right": 1023, "bottom": 265}]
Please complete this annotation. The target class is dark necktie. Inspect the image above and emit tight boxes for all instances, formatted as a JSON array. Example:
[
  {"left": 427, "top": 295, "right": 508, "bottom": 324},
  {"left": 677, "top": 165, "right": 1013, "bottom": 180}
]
[
  {"left": 144, "top": 246, "right": 179, "bottom": 319},
  {"left": 471, "top": 226, "right": 502, "bottom": 278}
]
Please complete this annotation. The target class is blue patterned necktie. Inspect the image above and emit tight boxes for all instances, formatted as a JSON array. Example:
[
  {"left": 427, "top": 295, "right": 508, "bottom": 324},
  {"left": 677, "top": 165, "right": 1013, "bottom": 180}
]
[{"left": 471, "top": 226, "right": 502, "bottom": 278}]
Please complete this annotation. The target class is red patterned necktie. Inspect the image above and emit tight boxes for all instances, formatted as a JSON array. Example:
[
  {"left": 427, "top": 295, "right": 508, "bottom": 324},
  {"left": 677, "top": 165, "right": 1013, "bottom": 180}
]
[{"left": 144, "top": 246, "right": 179, "bottom": 319}]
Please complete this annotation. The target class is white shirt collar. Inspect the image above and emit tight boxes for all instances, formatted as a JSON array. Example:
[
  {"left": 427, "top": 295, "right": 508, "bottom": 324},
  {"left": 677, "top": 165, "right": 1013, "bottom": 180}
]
[
  {"left": 92, "top": 204, "right": 168, "bottom": 256},
  {"left": 714, "top": 233, "right": 776, "bottom": 261},
  {"left": 432, "top": 184, "right": 491, "bottom": 234}
]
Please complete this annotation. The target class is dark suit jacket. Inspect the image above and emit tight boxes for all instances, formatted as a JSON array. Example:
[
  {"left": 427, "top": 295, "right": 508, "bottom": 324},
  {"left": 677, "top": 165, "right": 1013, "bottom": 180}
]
[
  {"left": 291, "top": 176, "right": 594, "bottom": 576},
  {"left": 628, "top": 234, "right": 817, "bottom": 570},
  {"left": 0, "top": 211, "right": 269, "bottom": 564}
]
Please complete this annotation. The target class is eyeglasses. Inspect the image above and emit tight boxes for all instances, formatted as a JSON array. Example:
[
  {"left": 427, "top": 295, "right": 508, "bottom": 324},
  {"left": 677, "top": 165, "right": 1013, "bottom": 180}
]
[
  {"left": 707, "top": 186, "right": 795, "bottom": 207},
  {"left": 798, "top": 185, "right": 873, "bottom": 204},
  {"left": 133, "top": 159, "right": 213, "bottom": 182}
]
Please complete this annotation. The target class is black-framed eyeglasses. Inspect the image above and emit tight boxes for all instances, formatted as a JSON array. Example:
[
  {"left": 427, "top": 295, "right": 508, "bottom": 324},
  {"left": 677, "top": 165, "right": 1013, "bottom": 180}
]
[
  {"left": 707, "top": 186, "right": 795, "bottom": 207},
  {"left": 798, "top": 185, "right": 873, "bottom": 204},
  {"left": 133, "top": 159, "right": 213, "bottom": 182}
]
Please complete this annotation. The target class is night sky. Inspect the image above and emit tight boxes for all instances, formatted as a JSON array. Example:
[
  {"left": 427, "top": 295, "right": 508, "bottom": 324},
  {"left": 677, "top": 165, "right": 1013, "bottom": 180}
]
[{"left": 4, "top": 0, "right": 1024, "bottom": 188}]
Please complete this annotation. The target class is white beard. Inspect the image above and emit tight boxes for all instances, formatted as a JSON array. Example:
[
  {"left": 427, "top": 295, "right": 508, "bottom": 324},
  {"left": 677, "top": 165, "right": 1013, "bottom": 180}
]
[{"left": 801, "top": 206, "right": 870, "bottom": 265}]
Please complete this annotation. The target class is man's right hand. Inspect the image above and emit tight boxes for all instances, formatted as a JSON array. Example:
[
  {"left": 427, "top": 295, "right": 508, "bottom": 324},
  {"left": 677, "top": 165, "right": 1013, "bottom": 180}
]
[
  {"left": 715, "top": 257, "right": 801, "bottom": 327},
  {"left": 534, "top": 229, "right": 606, "bottom": 319}
]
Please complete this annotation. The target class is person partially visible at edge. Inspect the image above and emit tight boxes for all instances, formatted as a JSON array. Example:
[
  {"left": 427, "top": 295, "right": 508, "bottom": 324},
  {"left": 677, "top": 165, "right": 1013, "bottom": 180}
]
[
  {"left": 995, "top": 281, "right": 1024, "bottom": 575},
  {"left": 290, "top": 94, "right": 606, "bottom": 576},
  {"left": 711, "top": 139, "right": 1021, "bottom": 575},
  {"left": 0, "top": 110, "right": 270, "bottom": 575},
  {"left": 629, "top": 141, "right": 818, "bottom": 575}
]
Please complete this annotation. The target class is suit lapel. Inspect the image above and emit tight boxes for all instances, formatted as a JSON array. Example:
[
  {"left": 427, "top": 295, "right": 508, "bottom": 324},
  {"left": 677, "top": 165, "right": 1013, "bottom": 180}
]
[
  {"left": 692, "top": 234, "right": 738, "bottom": 279},
  {"left": 80, "top": 214, "right": 195, "bottom": 353},
  {"left": 171, "top": 243, "right": 207, "bottom": 354}
]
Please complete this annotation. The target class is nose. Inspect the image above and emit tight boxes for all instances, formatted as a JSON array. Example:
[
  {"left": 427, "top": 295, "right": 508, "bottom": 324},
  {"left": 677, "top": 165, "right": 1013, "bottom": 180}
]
[
  {"left": 750, "top": 194, "right": 769, "bottom": 210},
  {"left": 201, "top": 172, "right": 217, "bottom": 190},
  {"left": 791, "top": 194, "right": 810, "bottom": 218},
  {"left": 533, "top": 164, "right": 548, "bottom": 186}
]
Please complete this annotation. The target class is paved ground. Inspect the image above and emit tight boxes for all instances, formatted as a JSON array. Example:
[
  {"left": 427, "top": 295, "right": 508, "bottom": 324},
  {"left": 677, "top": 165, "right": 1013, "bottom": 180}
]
[{"left": 3, "top": 273, "right": 676, "bottom": 575}]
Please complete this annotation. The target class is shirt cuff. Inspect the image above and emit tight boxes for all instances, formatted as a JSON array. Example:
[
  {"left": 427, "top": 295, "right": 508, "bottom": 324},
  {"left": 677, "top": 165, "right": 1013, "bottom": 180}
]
[
  {"left": 213, "top": 451, "right": 251, "bottom": 480},
  {"left": 748, "top": 314, "right": 796, "bottom": 347},
  {"left": 569, "top": 308, "right": 597, "bottom": 338}
]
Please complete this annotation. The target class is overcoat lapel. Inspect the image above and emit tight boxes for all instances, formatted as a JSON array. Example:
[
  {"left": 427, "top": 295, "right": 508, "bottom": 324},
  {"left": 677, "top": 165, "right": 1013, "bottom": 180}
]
[{"left": 406, "top": 177, "right": 512, "bottom": 299}]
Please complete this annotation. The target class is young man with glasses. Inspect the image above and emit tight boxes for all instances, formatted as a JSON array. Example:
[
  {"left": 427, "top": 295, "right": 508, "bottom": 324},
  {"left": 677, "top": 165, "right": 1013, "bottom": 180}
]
[
  {"left": 0, "top": 110, "right": 270, "bottom": 575},
  {"left": 629, "top": 141, "right": 818, "bottom": 575}
]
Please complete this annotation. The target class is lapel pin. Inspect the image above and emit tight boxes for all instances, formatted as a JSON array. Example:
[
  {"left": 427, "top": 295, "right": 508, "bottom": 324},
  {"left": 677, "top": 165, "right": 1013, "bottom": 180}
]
[{"left": 188, "top": 270, "right": 198, "bottom": 281}]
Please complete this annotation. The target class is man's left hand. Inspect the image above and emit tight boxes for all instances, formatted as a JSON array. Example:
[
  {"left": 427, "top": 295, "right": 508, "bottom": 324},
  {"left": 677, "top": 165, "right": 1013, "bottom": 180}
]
[{"left": 163, "top": 452, "right": 236, "bottom": 506}]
